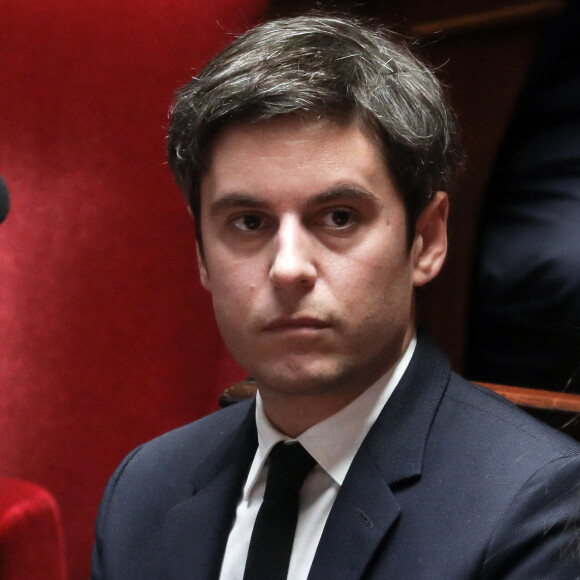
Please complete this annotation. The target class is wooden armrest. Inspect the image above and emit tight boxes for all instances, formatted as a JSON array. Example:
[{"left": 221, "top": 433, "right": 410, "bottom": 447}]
[
  {"left": 218, "top": 378, "right": 580, "bottom": 440},
  {"left": 221, "top": 379, "right": 580, "bottom": 412},
  {"left": 219, "top": 379, "right": 258, "bottom": 407},
  {"left": 476, "top": 382, "right": 580, "bottom": 440},
  {"left": 476, "top": 382, "right": 580, "bottom": 413}
]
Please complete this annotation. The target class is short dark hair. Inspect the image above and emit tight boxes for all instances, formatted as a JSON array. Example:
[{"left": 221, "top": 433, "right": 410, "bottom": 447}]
[{"left": 167, "top": 13, "right": 461, "bottom": 248}]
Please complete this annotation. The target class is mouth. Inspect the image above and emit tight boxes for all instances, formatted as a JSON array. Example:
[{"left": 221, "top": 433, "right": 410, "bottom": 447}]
[{"left": 262, "top": 316, "right": 332, "bottom": 333}]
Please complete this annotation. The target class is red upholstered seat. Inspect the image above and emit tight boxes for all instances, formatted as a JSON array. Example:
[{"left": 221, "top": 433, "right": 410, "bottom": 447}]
[{"left": 0, "top": 478, "right": 67, "bottom": 580}]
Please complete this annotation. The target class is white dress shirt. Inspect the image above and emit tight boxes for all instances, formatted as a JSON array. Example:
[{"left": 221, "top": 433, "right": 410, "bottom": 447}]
[{"left": 219, "top": 337, "right": 416, "bottom": 580}]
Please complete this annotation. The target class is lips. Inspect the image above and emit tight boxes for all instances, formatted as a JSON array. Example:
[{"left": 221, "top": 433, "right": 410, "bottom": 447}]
[{"left": 262, "top": 316, "right": 332, "bottom": 332}]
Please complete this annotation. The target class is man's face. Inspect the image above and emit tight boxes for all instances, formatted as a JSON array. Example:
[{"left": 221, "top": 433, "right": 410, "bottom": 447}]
[{"left": 199, "top": 116, "right": 446, "bottom": 406}]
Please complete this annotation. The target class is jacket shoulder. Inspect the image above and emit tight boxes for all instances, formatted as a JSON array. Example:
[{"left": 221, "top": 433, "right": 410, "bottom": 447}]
[
  {"left": 111, "top": 399, "right": 255, "bottom": 489},
  {"left": 92, "top": 400, "right": 255, "bottom": 579},
  {"left": 443, "top": 373, "right": 580, "bottom": 457}
]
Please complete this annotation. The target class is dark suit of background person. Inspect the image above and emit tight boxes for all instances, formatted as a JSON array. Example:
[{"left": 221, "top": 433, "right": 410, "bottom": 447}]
[
  {"left": 467, "top": 1, "right": 580, "bottom": 391},
  {"left": 91, "top": 335, "right": 580, "bottom": 579}
]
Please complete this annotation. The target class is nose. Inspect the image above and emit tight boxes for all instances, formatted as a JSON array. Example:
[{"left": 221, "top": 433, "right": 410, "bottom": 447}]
[{"left": 269, "top": 216, "right": 317, "bottom": 288}]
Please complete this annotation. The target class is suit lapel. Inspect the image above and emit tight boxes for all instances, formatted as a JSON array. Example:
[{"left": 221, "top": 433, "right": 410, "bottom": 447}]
[
  {"left": 160, "top": 401, "right": 257, "bottom": 580},
  {"left": 307, "top": 447, "right": 401, "bottom": 580},
  {"left": 308, "top": 336, "right": 451, "bottom": 580}
]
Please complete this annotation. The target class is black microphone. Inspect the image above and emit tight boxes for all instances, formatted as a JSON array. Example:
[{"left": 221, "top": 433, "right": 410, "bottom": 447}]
[{"left": 0, "top": 174, "right": 9, "bottom": 224}]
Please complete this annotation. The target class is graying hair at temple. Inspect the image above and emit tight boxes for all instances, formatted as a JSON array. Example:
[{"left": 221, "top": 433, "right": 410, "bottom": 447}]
[{"left": 167, "top": 13, "right": 462, "bottom": 247}]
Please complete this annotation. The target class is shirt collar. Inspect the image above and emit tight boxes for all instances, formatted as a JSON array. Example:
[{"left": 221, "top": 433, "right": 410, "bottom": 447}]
[{"left": 246, "top": 336, "right": 416, "bottom": 497}]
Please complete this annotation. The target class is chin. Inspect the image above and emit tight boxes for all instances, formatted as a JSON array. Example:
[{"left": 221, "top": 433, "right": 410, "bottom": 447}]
[{"left": 252, "top": 359, "right": 359, "bottom": 397}]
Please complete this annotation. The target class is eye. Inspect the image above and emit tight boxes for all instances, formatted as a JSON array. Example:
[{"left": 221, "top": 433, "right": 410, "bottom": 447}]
[
  {"left": 241, "top": 214, "right": 262, "bottom": 230},
  {"left": 231, "top": 213, "right": 264, "bottom": 231},
  {"left": 319, "top": 208, "right": 359, "bottom": 230},
  {"left": 329, "top": 209, "right": 352, "bottom": 227}
]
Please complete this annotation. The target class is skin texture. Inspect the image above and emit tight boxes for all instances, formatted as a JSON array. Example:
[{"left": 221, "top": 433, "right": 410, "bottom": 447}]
[{"left": 198, "top": 116, "right": 448, "bottom": 436}]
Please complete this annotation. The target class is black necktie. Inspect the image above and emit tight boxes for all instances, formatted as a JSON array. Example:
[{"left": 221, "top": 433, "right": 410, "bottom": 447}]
[{"left": 243, "top": 442, "right": 316, "bottom": 580}]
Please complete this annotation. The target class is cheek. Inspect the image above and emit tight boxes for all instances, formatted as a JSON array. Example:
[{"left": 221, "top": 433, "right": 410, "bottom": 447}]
[
  {"left": 336, "top": 252, "right": 414, "bottom": 316},
  {"left": 212, "top": 276, "right": 253, "bottom": 312},
  {"left": 211, "top": 286, "right": 250, "bottom": 352},
  {"left": 207, "top": 261, "right": 263, "bottom": 329}
]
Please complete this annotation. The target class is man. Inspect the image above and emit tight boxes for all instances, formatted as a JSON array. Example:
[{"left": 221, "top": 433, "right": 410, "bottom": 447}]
[{"left": 91, "top": 14, "right": 580, "bottom": 579}]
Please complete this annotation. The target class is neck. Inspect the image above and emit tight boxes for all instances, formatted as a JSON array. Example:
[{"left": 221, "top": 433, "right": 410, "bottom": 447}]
[
  {"left": 259, "top": 385, "right": 372, "bottom": 438},
  {"left": 256, "top": 323, "right": 415, "bottom": 437}
]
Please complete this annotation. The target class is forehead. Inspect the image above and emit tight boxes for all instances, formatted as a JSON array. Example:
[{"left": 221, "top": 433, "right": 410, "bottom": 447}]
[{"left": 201, "top": 115, "right": 398, "bottom": 206}]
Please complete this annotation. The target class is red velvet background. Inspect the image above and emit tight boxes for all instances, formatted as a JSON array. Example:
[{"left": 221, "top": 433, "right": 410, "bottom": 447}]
[{"left": 0, "top": 1, "right": 266, "bottom": 577}]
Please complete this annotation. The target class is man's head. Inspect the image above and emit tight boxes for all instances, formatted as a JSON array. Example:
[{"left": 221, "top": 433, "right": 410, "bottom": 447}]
[
  {"left": 167, "top": 13, "right": 461, "bottom": 251},
  {"left": 167, "top": 14, "right": 459, "bottom": 433}
]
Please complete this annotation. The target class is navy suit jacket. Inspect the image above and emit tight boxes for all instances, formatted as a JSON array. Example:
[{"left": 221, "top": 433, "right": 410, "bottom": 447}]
[{"left": 91, "top": 337, "right": 580, "bottom": 578}]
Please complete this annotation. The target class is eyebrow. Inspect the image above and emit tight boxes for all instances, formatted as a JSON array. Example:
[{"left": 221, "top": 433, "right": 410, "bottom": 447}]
[
  {"left": 305, "top": 184, "right": 380, "bottom": 208},
  {"left": 209, "top": 184, "right": 380, "bottom": 216},
  {"left": 209, "top": 194, "right": 268, "bottom": 216}
]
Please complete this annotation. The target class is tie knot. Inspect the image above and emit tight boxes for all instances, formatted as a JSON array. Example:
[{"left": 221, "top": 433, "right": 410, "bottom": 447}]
[{"left": 264, "top": 442, "right": 316, "bottom": 499}]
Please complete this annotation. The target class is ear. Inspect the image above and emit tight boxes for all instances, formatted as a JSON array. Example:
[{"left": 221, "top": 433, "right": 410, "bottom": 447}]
[
  {"left": 196, "top": 243, "right": 211, "bottom": 291},
  {"left": 411, "top": 191, "right": 448, "bottom": 287}
]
